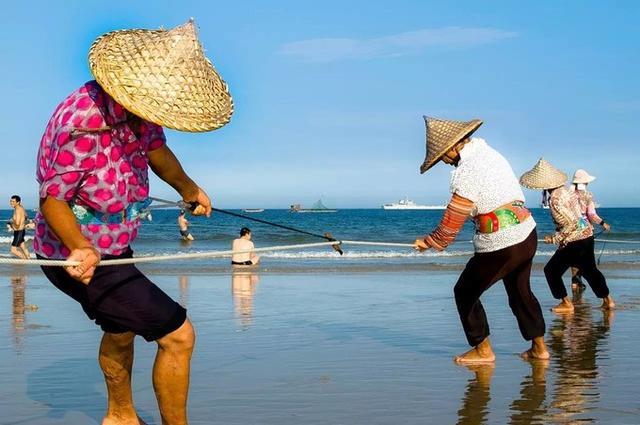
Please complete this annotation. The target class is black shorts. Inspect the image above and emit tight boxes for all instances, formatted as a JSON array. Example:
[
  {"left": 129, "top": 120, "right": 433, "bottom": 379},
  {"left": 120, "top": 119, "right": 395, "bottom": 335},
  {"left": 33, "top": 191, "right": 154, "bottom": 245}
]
[
  {"left": 232, "top": 260, "right": 253, "bottom": 265},
  {"left": 11, "top": 229, "right": 26, "bottom": 247},
  {"left": 39, "top": 247, "right": 186, "bottom": 341},
  {"left": 180, "top": 229, "right": 190, "bottom": 237}
]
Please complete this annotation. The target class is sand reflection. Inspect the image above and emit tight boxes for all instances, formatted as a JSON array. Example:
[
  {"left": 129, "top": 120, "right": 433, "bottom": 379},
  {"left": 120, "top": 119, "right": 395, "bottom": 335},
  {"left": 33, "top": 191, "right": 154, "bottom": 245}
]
[
  {"left": 456, "top": 364, "right": 494, "bottom": 425},
  {"left": 178, "top": 275, "right": 190, "bottom": 308},
  {"left": 231, "top": 270, "right": 260, "bottom": 329},
  {"left": 545, "top": 294, "right": 613, "bottom": 423},
  {"left": 456, "top": 292, "right": 613, "bottom": 424},
  {"left": 11, "top": 274, "right": 27, "bottom": 353},
  {"left": 508, "top": 361, "right": 548, "bottom": 424}
]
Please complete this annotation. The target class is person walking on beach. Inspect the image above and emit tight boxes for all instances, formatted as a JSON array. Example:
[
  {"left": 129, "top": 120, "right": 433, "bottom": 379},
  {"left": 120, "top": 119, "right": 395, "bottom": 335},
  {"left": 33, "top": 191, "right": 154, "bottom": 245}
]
[
  {"left": 231, "top": 227, "right": 260, "bottom": 266},
  {"left": 520, "top": 159, "right": 615, "bottom": 313},
  {"left": 413, "top": 117, "right": 548, "bottom": 363},
  {"left": 569, "top": 169, "right": 610, "bottom": 290},
  {"left": 9, "top": 195, "right": 30, "bottom": 259},
  {"left": 34, "top": 20, "right": 232, "bottom": 425},
  {"left": 178, "top": 210, "right": 194, "bottom": 241}
]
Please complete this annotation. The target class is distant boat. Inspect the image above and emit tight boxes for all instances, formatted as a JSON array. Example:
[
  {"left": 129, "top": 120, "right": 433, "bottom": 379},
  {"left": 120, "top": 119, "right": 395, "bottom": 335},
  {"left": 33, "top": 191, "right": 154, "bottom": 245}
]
[
  {"left": 243, "top": 208, "right": 264, "bottom": 213},
  {"left": 290, "top": 199, "right": 337, "bottom": 213},
  {"left": 382, "top": 197, "right": 446, "bottom": 210}
]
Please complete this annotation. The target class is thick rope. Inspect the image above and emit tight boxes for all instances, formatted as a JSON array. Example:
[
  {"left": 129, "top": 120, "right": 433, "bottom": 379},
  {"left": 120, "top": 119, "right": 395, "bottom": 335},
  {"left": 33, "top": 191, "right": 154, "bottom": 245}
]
[
  {"left": 0, "top": 241, "right": 339, "bottom": 267},
  {"left": 2, "top": 237, "right": 638, "bottom": 267}
]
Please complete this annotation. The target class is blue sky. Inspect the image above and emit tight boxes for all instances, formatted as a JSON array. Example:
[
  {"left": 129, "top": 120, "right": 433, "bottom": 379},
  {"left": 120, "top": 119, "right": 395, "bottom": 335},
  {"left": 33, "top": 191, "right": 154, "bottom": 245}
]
[{"left": 1, "top": 1, "right": 638, "bottom": 208}]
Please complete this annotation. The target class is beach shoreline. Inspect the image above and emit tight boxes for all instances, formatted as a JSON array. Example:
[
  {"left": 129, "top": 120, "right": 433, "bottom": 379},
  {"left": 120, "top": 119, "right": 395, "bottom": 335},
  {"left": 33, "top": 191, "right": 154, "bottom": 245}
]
[{"left": 2, "top": 269, "right": 640, "bottom": 424}]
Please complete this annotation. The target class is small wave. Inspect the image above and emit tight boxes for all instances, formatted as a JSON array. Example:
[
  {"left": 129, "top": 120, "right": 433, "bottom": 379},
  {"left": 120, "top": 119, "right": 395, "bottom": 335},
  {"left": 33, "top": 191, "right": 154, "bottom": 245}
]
[
  {"left": 265, "top": 250, "right": 473, "bottom": 259},
  {"left": 0, "top": 235, "right": 34, "bottom": 244}
]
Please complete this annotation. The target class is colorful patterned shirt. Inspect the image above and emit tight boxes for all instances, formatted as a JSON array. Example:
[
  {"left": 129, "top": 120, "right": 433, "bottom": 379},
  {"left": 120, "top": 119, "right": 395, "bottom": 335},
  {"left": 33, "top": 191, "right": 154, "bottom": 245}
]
[
  {"left": 548, "top": 186, "right": 593, "bottom": 245},
  {"left": 34, "top": 81, "right": 166, "bottom": 259},
  {"left": 448, "top": 138, "right": 536, "bottom": 253},
  {"left": 574, "top": 188, "right": 604, "bottom": 225}
]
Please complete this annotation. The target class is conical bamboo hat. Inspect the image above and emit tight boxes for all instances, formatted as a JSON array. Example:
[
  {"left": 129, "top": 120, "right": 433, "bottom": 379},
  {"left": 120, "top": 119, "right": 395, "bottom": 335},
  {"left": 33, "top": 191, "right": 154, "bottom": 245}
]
[
  {"left": 519, "top": 158, "right": 567, "bottom": 190},
  {"left": 420, "top": 116, "right": 483, "bottom": 173},
  {"left": 88, "top": 19, "right": 233, "bottom": 132}
]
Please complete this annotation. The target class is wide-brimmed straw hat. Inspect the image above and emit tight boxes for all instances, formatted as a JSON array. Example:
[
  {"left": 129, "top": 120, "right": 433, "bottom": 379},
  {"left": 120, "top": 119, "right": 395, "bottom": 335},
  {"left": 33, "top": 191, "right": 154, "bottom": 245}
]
[
  {"left": 572, "top": 169, "right": 596, "bottom": 184},
  {"left": 519, "top": 158, "right": 567, "bottom": 190},
  {"left": 88, "top": 19, "right": 233, "bottom": 132},
  {"left": 420, "top": 116, "right": 483, "bottom": 173}
]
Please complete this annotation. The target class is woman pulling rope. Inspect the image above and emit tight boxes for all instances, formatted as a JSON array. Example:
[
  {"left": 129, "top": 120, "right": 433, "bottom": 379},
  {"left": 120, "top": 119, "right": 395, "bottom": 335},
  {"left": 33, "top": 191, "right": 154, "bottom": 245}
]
[
  {"left": 34, "top": 20, "right": 230, "bottom": 425},
  {"left": 412, "top": 116, "right": 549, "bottom": 363}
]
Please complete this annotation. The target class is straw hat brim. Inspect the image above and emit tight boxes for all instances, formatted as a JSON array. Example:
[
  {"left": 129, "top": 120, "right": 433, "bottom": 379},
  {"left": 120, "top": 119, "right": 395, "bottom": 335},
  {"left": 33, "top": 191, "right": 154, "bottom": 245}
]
[
  {"left": 572, "top": 175, "right": 596, "bottom": 184},
  {"left": 520, "top": 167, "right": 568, "bottom": 190},
  {"left": 88, "top": 21, "right": 233, "bottom": 133},
  {"left": 420, "top": 119, "right": 482, "bottom": 174}
]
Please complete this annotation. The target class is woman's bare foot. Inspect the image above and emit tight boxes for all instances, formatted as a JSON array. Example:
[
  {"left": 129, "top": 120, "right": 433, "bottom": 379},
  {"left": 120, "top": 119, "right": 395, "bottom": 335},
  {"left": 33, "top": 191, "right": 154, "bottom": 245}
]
[
  {"left": 460, "top": 362, "right": 496, "bottom": 385},
  {"left": 454, "top": 337, "right": 496, "bottom": 363},
  {"left": 601, "top": 295, "right": 615, "bottom": 310},
  {"left": 520, "top": 336, "right": 550, "bottom": 360},
  {"left": 551, "top": 297, "right": 574, "bottom": 313}
]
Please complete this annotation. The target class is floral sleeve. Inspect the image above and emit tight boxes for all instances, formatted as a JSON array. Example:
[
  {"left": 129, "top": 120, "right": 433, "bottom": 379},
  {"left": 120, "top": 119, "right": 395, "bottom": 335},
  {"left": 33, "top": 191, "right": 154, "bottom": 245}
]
[{"left": 138, "top": 120, "right": 167, "bottom": 152}]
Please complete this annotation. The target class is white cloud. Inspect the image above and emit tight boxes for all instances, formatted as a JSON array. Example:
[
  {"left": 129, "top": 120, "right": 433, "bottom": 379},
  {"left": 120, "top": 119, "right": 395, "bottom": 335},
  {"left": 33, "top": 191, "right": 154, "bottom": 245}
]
[{"left": 278, "top": 27, "right": 518, "bottom": 63}]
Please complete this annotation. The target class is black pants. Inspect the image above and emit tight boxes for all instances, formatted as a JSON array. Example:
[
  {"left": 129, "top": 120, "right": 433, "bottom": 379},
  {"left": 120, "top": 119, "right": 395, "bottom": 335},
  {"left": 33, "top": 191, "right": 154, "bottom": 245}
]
[
  {"left": 454, "top": 229, "right": 545, "bottom": 347},
  {"left": 544, "top": 236, "right": 609, "bottom": 300}
]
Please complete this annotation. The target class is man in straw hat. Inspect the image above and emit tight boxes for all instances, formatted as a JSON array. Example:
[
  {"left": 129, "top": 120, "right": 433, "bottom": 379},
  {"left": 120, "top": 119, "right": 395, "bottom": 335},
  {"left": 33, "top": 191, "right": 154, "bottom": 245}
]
[
  {"left": 520, "top": 160, "right": 615, "bottom": 313},
  {"left": 570, "top": 169, "right": 610, "bottom": 290},
  {"left": 34, "top": 20, "right": 231, "bottom": 425},
  {"left": 413, "top": 117, "right": 548, "bottom": 363}
]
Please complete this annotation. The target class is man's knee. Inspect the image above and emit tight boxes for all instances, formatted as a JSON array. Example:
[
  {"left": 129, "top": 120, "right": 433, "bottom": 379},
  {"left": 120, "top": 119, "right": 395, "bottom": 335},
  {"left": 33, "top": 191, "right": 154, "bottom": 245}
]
[
  {"left": 158, "top": 319, "right": 195, "bottom": 352},
  {"left": 102, "top": 331, "right": 136, "bottom": 351}
]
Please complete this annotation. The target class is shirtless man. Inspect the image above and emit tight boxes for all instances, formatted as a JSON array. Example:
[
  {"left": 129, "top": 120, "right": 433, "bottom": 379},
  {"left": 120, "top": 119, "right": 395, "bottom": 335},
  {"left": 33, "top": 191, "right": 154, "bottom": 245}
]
[
  {"left": 9, "top": 195, "right": 30, "bottom": 259},
  {"left": 177, "top": 210, "right": 194, "bottom": 241},
  {"left": 231, "top": 227, "right": 260, "bottom": 266}
]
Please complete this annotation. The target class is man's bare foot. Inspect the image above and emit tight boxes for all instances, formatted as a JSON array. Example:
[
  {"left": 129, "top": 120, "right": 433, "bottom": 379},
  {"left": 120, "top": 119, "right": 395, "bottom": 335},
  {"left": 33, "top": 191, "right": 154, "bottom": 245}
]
[
  {"left": 102, "top": 416, "right": 146, "bottom": 425},
  {"left": 520, "top": 336, "right": 550, "bottom": 360},
  {"left": 454, "top": 338, "right": 496, "bottom": 363},
  {"left": 601, "top": 295, "right": 615, "bottom": 310},
  {"left": 551, "top": 297, "right": 574, "bottom": 313}
]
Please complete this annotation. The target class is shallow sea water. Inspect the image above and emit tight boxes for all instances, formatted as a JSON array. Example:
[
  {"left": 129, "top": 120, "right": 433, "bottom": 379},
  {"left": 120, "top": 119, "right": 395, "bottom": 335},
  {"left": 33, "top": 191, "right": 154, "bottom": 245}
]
[{"left": 1, "top": 266, "right": 640, "bottom": 424}]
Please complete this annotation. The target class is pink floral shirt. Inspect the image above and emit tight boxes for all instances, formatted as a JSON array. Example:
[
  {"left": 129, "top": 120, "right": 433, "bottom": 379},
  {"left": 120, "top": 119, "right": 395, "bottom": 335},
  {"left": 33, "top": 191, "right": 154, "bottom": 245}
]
[{"left": 34, "top": 81, "right": 166, "bottom": 258}]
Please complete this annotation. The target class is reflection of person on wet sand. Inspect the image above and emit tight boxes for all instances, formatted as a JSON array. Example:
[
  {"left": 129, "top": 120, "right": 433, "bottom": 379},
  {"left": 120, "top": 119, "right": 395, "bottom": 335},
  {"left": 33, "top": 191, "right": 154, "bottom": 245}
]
[
  {"left": 231, "top": 227, "right": 260, "bottom": 266},
  {"left": 508, "top": 361, "right": 548, "bottom": 424},
  {"left": 456, "top": 364, "right": 494, "bottom": 425},
  {"left": 11, "top": 274, "right": 27, "bottom": 352},
  {"left": 546, "top": 304, "right": 613, "bottom": 423},
  {"left": 178, "top": 275, "right": 189, "bottom": 308},
  {"left": 232, "top": 271, "right": 260, "bottom": 328}
]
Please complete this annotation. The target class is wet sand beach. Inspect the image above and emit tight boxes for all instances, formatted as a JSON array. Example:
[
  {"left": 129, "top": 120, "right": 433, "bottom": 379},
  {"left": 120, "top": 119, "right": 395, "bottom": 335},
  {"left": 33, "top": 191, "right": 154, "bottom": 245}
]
[{"left": 1, "top": 267, "right": 639, "bottom": 424}]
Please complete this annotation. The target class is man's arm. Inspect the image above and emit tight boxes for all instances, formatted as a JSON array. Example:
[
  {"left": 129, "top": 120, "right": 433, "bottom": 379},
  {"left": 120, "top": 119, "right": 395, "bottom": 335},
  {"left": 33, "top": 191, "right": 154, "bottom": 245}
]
[{"left": 148, "top": 144, "right": 211, "bottom": 217}]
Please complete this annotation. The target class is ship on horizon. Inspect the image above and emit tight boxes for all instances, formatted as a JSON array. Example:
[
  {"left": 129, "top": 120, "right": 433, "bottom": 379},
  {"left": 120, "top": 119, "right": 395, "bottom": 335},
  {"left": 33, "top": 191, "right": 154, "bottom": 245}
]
[
  {"left": 382, "top": 197, "right": 446, "bottom": 210},
  {"left": 290, "top": 199, "right": 337, "bottom": 213}
]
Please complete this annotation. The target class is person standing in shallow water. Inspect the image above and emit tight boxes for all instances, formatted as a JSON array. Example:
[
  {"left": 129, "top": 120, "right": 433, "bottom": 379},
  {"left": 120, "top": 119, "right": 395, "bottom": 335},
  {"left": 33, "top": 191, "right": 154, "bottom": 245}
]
[
  {"left": 519, "top": 159, "right": 615, "bottom": 313},
  {"left": 178, "top": 210, "right": 194, "bottom": 241},
  {"left": 9, "top": 195, "right": 30, "bottom": 259},
  {"left": 34, "top": 20, "right": 232, "bottom": 425},
  {"left": 413, "top": 116, "right": 548, "bottom": 363}
]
